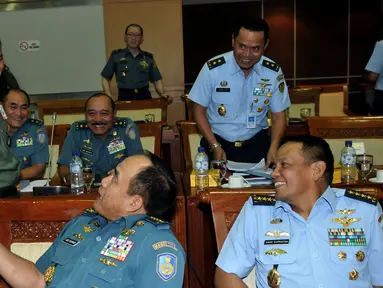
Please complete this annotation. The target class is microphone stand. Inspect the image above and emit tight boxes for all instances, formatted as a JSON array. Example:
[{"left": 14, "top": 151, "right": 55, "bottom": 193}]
[{"left": 45, "top": 112, "right": 56, "bottom": 186}]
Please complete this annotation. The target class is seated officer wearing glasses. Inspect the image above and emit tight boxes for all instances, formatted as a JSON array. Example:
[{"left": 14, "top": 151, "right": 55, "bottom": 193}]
[
  {"left": 188, "top": 17, "right": 290, "bottom": 168},
  {"left": 0, "top": 152, "right": 185, "bottom": 287},
  {"left": 58, "top": 93, "right": 143, "bottom": 184},
  {"left": 215, "top": 135, "right": 383, "bottom": 288},
  {"left": 101, "top": 23, "right": 171, "bottom": 103}
]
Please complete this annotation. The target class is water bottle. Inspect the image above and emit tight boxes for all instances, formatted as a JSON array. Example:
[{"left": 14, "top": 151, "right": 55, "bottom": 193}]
[
  {"left": 195, "top": 147, "right": 209, "bottom": 193},
  {"left": 70, "top": 152, "right": 84, "bottom": 195},
  {"left": 341, "top": 140, "right": 356, "bottom": 184}
]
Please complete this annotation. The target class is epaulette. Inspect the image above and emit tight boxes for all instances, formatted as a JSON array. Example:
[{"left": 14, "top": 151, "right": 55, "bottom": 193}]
[
  {"left": 112, "top": 48, "right": 123, "bottom": 55},
  {"left": 144, "top": 216, "right": 171, "bottom": 227},
  {"left": 207, "top": 57, "right": 226, "bottom": 70},
  {"left": 75, "top": 121, "right": 88, "bottom": 130},
  {"left": 345, "top": 189, "right": 377, "bottom": 206},
  {"left": 262, "top": 60, "right": 280, "bottom": 72},
  {"left": 27, "top": 118, "right": 44, "bottom": 126},
  {"left": 144, "top": 52, "right": 153, "bottom": 58},
  {"left": 114, "top": 118, "right": 127, "bottom": 127},
  {"left": 252, "top": 194, "right": 276, "bottom": 206},
  {"left": 82, "top": 207, "right": 98, "bottom": 216}
]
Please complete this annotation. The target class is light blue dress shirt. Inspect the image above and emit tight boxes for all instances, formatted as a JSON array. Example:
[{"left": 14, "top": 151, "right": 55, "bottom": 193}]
[
  {"left": 188, "top": 51, "right": 291, "bottom": 142},
  {"left": 216, "top": 187, "right": 383, "bottom": 287},
  {"left": 366, "top": 40, "right": 383, "bottom": 91}
]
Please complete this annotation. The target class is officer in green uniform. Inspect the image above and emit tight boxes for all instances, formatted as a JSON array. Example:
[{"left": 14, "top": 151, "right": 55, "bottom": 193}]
[
  {"left": 58, "top": 93, "right": 144, "bottom": 184},
  {"left": 101, "top": 23, "right": 172, "bottom": 103},
  {"left": 0, "top": 152, "right": 185, "bottom": 288},
  {"left": 2, "top": 89, "right": 48, "bottom": 183},
  {"left": 0, "top": 104, "right": 20, "bottom": 197},
  {"left": 0, "top": 40, "right": 20, "bottom": 102}
]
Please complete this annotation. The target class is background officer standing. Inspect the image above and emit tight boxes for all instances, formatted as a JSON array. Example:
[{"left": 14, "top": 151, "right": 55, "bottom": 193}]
[
  {"left": 188, "top": 17, "right": 290, "bottom": 168},
  {"left": 1, "top": 89, "right": 48, "bottom": 183},
  {"left": 0, "top": 152, "right": 185, "bottom": 287},
  {"left": 0, "top": 40, "right": 20, "bottom": 102},
  {"left": 58, "top": 93, "right": 144, "bottom": 184},
  {"left": 101, "top": 23, "right": 172, "bottom": 103}
]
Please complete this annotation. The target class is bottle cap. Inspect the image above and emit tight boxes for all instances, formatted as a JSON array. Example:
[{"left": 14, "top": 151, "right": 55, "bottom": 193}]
[
  {"left": 345, "top": 140, "right": 352, "bottom": 146},
  {"left": 198, "top": 147, "right": 205, "bottom": 153}
]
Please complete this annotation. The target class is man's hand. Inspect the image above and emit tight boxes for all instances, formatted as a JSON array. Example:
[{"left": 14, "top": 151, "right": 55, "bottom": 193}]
[
  {"left": 161, "top": 93, "right": 173, "bottom": 104},
  {"left": 265, "top": 144, "right": 278, "bottom": 169},
  {"left": 213, "top": 146, "right": 227, "bottom": 161}
]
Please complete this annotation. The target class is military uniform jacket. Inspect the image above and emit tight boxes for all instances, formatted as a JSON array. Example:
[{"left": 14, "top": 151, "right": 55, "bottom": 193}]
[
  {"left": 36, "top": 209, "right": 185, "bottom": 287},
  {"left": 188, "top": 51, "right": 291, "bottom": 142},
  {"left": 101, "top": 48, "right": 162, "bottom": 89},
  {"left": 365, "top": 40, "right": 383, "bottom": 91},
  {"left": 0, "top": 65, "right": 19, "bottom": 102},
  {"left": 216, "top": 187, "right": 383, "bottom": 287},
  {"left": 0, "top": 116, "right": 20, "bottom": 188},
  {"left": 57, "top": 117, "right": 143, "bottom": 176},
  {"left": 10, "top": 118, "right": 49, "bottom": 171}
]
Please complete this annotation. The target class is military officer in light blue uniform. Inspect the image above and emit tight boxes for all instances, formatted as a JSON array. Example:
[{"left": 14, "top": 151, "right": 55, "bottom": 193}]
[
  {"left": 188, "top": 17, "right": 290, "bottom": 167},
  {"left": 2, "top": 89, "right": 48, "bottom": 182},
  {"left": 365, "top": 39, "right": 383, "bottom": 115},
  {"left": 0, "top": 153, "right": 185, "bottom": 287},
  {"left": 215, "top": 135, "right": 383, "bottom": 288},
  {"left": 58, "top": 93, "right": 143, "bottom": 184}
]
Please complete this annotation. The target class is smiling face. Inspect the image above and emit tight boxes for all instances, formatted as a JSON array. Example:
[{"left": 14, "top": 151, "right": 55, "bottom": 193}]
[
  {"left": 85, "top": 95, "right": 115, "bottom": 139},
  {"left": 232, "top": 28, "right": 268, "bottom": 74},
  {"left": 271, "top": 142, "right": 316, "bottom": 203},
  {"left": 94, "top": 155, "right": 151, "bottom": 221},
  {"left": 2, "top": 90, "right": 29, "bottom": 129}
]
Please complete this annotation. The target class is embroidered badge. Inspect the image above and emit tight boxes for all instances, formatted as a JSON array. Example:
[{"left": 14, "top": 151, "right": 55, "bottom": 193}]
[
  {"left": 152, "top": 241, "right": 178, "bottom": 251},
  {"left": 276, "top": 74, "right": 284, "bottom": 82},
  {"left": 37, "top": 133, "right": 45, "bottom": 144},
  {"left": 270, "top": 218, "right": 283, "bottom": 224},
  {"left": 328, "top": 228, "right": 366, "bottom": 246},
  {"left": 83, "top": 225, "right": 95, "bottom": 233},
  {"left": 378, "top": 214, "right": 383, "bottom": 223},
  {"left": 331, "top": 216, "right": 361, "bottom": 227},
  {"left": 207, "top": 57, "right": 226, "bottom": 70},
  {"left": 125, "top": 123, "right": 136, "bottom": 140},
  {"left": 264, "top": 248, "right": 287, "bottom": 256},
  {"left": 100, "top": 235, "right": 134, "bottom": 262},
  {"left": 156, "top": 253, "right": 177, "bottom": 282},
  {"left": 278, "top": 82, "right": 285, "bottom": 93}
]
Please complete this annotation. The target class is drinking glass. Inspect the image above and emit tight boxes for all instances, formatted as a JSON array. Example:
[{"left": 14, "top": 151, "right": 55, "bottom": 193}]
[
  {"left": 210, "top": 160, "right": 227, "bottom": 187},
  {"left": 83, "top": 166, "right": 95, "bottom": 193},
  {"left": 300, "top": 108, "right": 312, "bottom": 120},
  {"left": 356, "top": 154, "right": 374, "bottom": 183}
]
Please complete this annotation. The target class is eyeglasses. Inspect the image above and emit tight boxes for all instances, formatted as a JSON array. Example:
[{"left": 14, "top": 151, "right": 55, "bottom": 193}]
[{"left": 126, "top": 33, "right": 141, "bottom": 38}]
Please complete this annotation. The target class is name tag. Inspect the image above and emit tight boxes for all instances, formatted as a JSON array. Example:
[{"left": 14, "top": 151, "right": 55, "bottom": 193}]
[
  {"left": 63, "top": 237, "right": 79, "bottom": 246},
  {"left": 264, "top": 239, "right": 289, "bottom": 245},
  {"left": 107, "top": 140, "right": 126, "bottom": 155},
  {"left": 216, "top": 88, "right": 230, "bottom": 92}
]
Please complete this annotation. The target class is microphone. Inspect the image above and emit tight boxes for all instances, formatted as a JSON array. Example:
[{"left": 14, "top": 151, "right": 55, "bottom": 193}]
[
  {"left": 33, "top": 112, "right": 69, "bottom": 196},
  {"left": 45, "top": 112, "right": 57, "bottom": 186}
]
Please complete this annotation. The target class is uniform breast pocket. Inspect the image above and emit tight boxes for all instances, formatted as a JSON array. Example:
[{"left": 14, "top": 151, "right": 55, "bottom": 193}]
[
  {"left": 211, "top": 92, "right": 236, "bottom": 119},
  {"left": 85, "top": 261, "right": 128, "bottom": 288},
  {"left": 328, "top": 247, "right": 367, "bottom": 278},
  {"left": 51, "top": 243, "right": 80, "bottom": 268}
]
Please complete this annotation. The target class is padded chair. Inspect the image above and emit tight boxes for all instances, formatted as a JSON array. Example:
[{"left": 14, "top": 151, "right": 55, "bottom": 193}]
[
  {"left": 288, "top": 88, "right": 321, "bottom": 118},
  {"left": 307, "top": 116, "right": 383, "bottom": 165},
  {"left": 137, "top": 122, "right": 163, "bottom": 156},
  {"left": 181, "top": 93, "right": 194, "bottom": 121},
  {"left": 176, "top": 121, "right": 201, "bottom": 173},
  {"left": 37, "top": 98, "right": 167, "bottom": 125}
]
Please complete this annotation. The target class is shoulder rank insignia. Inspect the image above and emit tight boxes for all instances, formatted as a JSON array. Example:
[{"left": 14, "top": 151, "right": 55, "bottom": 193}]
[
  {"left": 27, "top": 118, "right": 44, "bottom": 126},
  {"left": 262, "top": 60, "right": 280, "bottom": 72},
  {"left": 114, "top": 119, "right": 127, "bottom": 128},
  {"left": 112, "top": 48, "right": 123, "bottom": 55},
  {"left": 207, "top": 57, "right": 226, "bottom": 70},
  {"left": 145, "top": 51, "right": 154, "bottom": 58},
  {"left": 145, "top": 216, "right": 171, "bottom": 228},
  {"left": 82, "top": 207, "right": 98, "bottom": 216},
  {"left": 76, "top": 121, "right": 88, "bottom": 130},
  {"left": 345, "top": 189, "right": 377, "bottom": 206},
  {"left": 252, "top": 195, "right": 276, "bottom": 206}
]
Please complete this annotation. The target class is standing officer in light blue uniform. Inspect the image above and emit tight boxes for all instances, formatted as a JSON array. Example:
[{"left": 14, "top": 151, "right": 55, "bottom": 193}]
[
  {"left": 1, "top": 89, "right": 48, "bottom": 183},
  {"left": 0, "top": 152, "right": 185, "bottom": 287},
  {"left": 215, "top": 135, "right": 383, "bottom": 288},
  {"left": 58, "top": 93, "right": 143, "bottom": 184},
  {"left": 188, "top": 17, "right": 290, "bottom": 167},
  {"left": 365, "top": 39, "right": 383, "bottom": 115}
]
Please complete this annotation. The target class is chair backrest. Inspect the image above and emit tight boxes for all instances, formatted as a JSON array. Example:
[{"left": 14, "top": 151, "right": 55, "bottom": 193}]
[
  {"left": 307, "top": 116, "right": 383, "bottom": 164},
  {"left": 176, "top": 121, "right": 202, "bottom": 173},
  {"left": 181, "top": 94, "right": 194, "bottom": 121},
  {"left": 137, "top": 122, "right": 163, "bottom": 156},
  {"left": 43, "top": 124, "right": 71, "bottom": 178},
  {"left": 37, "top": 98, "right": 167, "bottom": 125},
  {"left": 288, "top": 88, "right": 321, "bottom": 118}
]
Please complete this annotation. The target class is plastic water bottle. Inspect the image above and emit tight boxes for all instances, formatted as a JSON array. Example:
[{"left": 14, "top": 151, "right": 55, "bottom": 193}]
[
  {"left": 70, "top": 152, "right": 84, "bottom": 195},
  {"left": 341, "top": 140, "right": 356, "bottom": 184},
  {"left": 195, "top": 147, "right": 209, "bottom": 193}
]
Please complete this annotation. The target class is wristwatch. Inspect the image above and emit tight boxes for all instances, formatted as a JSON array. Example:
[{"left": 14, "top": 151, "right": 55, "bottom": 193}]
[{"left": 210, "top": 143, "right": 221, "bottom": 152}]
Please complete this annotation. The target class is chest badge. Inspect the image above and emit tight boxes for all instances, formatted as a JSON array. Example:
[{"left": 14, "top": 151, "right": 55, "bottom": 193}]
[
  {"left": 336, "top": 209, "right": 356, "bottom": 215},
  {"left": 265, "top": 230, "right": 290, "bottom": 238},
  {"left": 220, "top": 80, "right": 228, "bottom": 87},
  {"left": 331, "top": 216, "right": 360, "bottom": 227},
  {"left": 218, "top": 104, "right": 226, "bottom": 116},
  {"left": 337, "top": 251, "right": 347, "bottom": 260},
  {"left": 265, "top": 248, "right": 287, "bottom": 256},
  {"left": 270, "top": 218, "right": 283, "bottom": 224},
  {"left": 355, "top": 250, "right": 365, "bottom": 262}
]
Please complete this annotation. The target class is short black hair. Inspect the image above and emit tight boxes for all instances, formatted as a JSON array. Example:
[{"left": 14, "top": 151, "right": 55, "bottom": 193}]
[
  {"left": 125, "top": 24, "right": 144, "bottom": 36},
  {"left": 3, "top": 89, "right": 30, "bottom": 107},
  {"left": 233, "top": 17, "right": 269, "bottom": 42},
  {"left": 129, "top": 151, "right": 177, "bottom": 219},
  {"left": 280, "top": 135, "right": 334, "bottom": 185},
  {"left": 85, "top": 93, "right": 115, "bottom": 112}
]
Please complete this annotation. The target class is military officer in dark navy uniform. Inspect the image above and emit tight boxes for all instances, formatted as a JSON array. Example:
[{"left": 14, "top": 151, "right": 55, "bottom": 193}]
[
  {"left": 189, "top": 18, "right": 290, "bottom": 168},
  {"left": 0, "top": 152, "right": 185, "bottom": 287},
  {"left": 1, "top": 89, "right": 48, "bottom": 183},
  {"left": 58, "top": 93, "right": 144, "bottom": 184},
  {"left": 0, "top": 40, "right": 20, "bottom": 102},
  {"left": 101, "top": 24, "right": 172, "bottom": 103}
]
